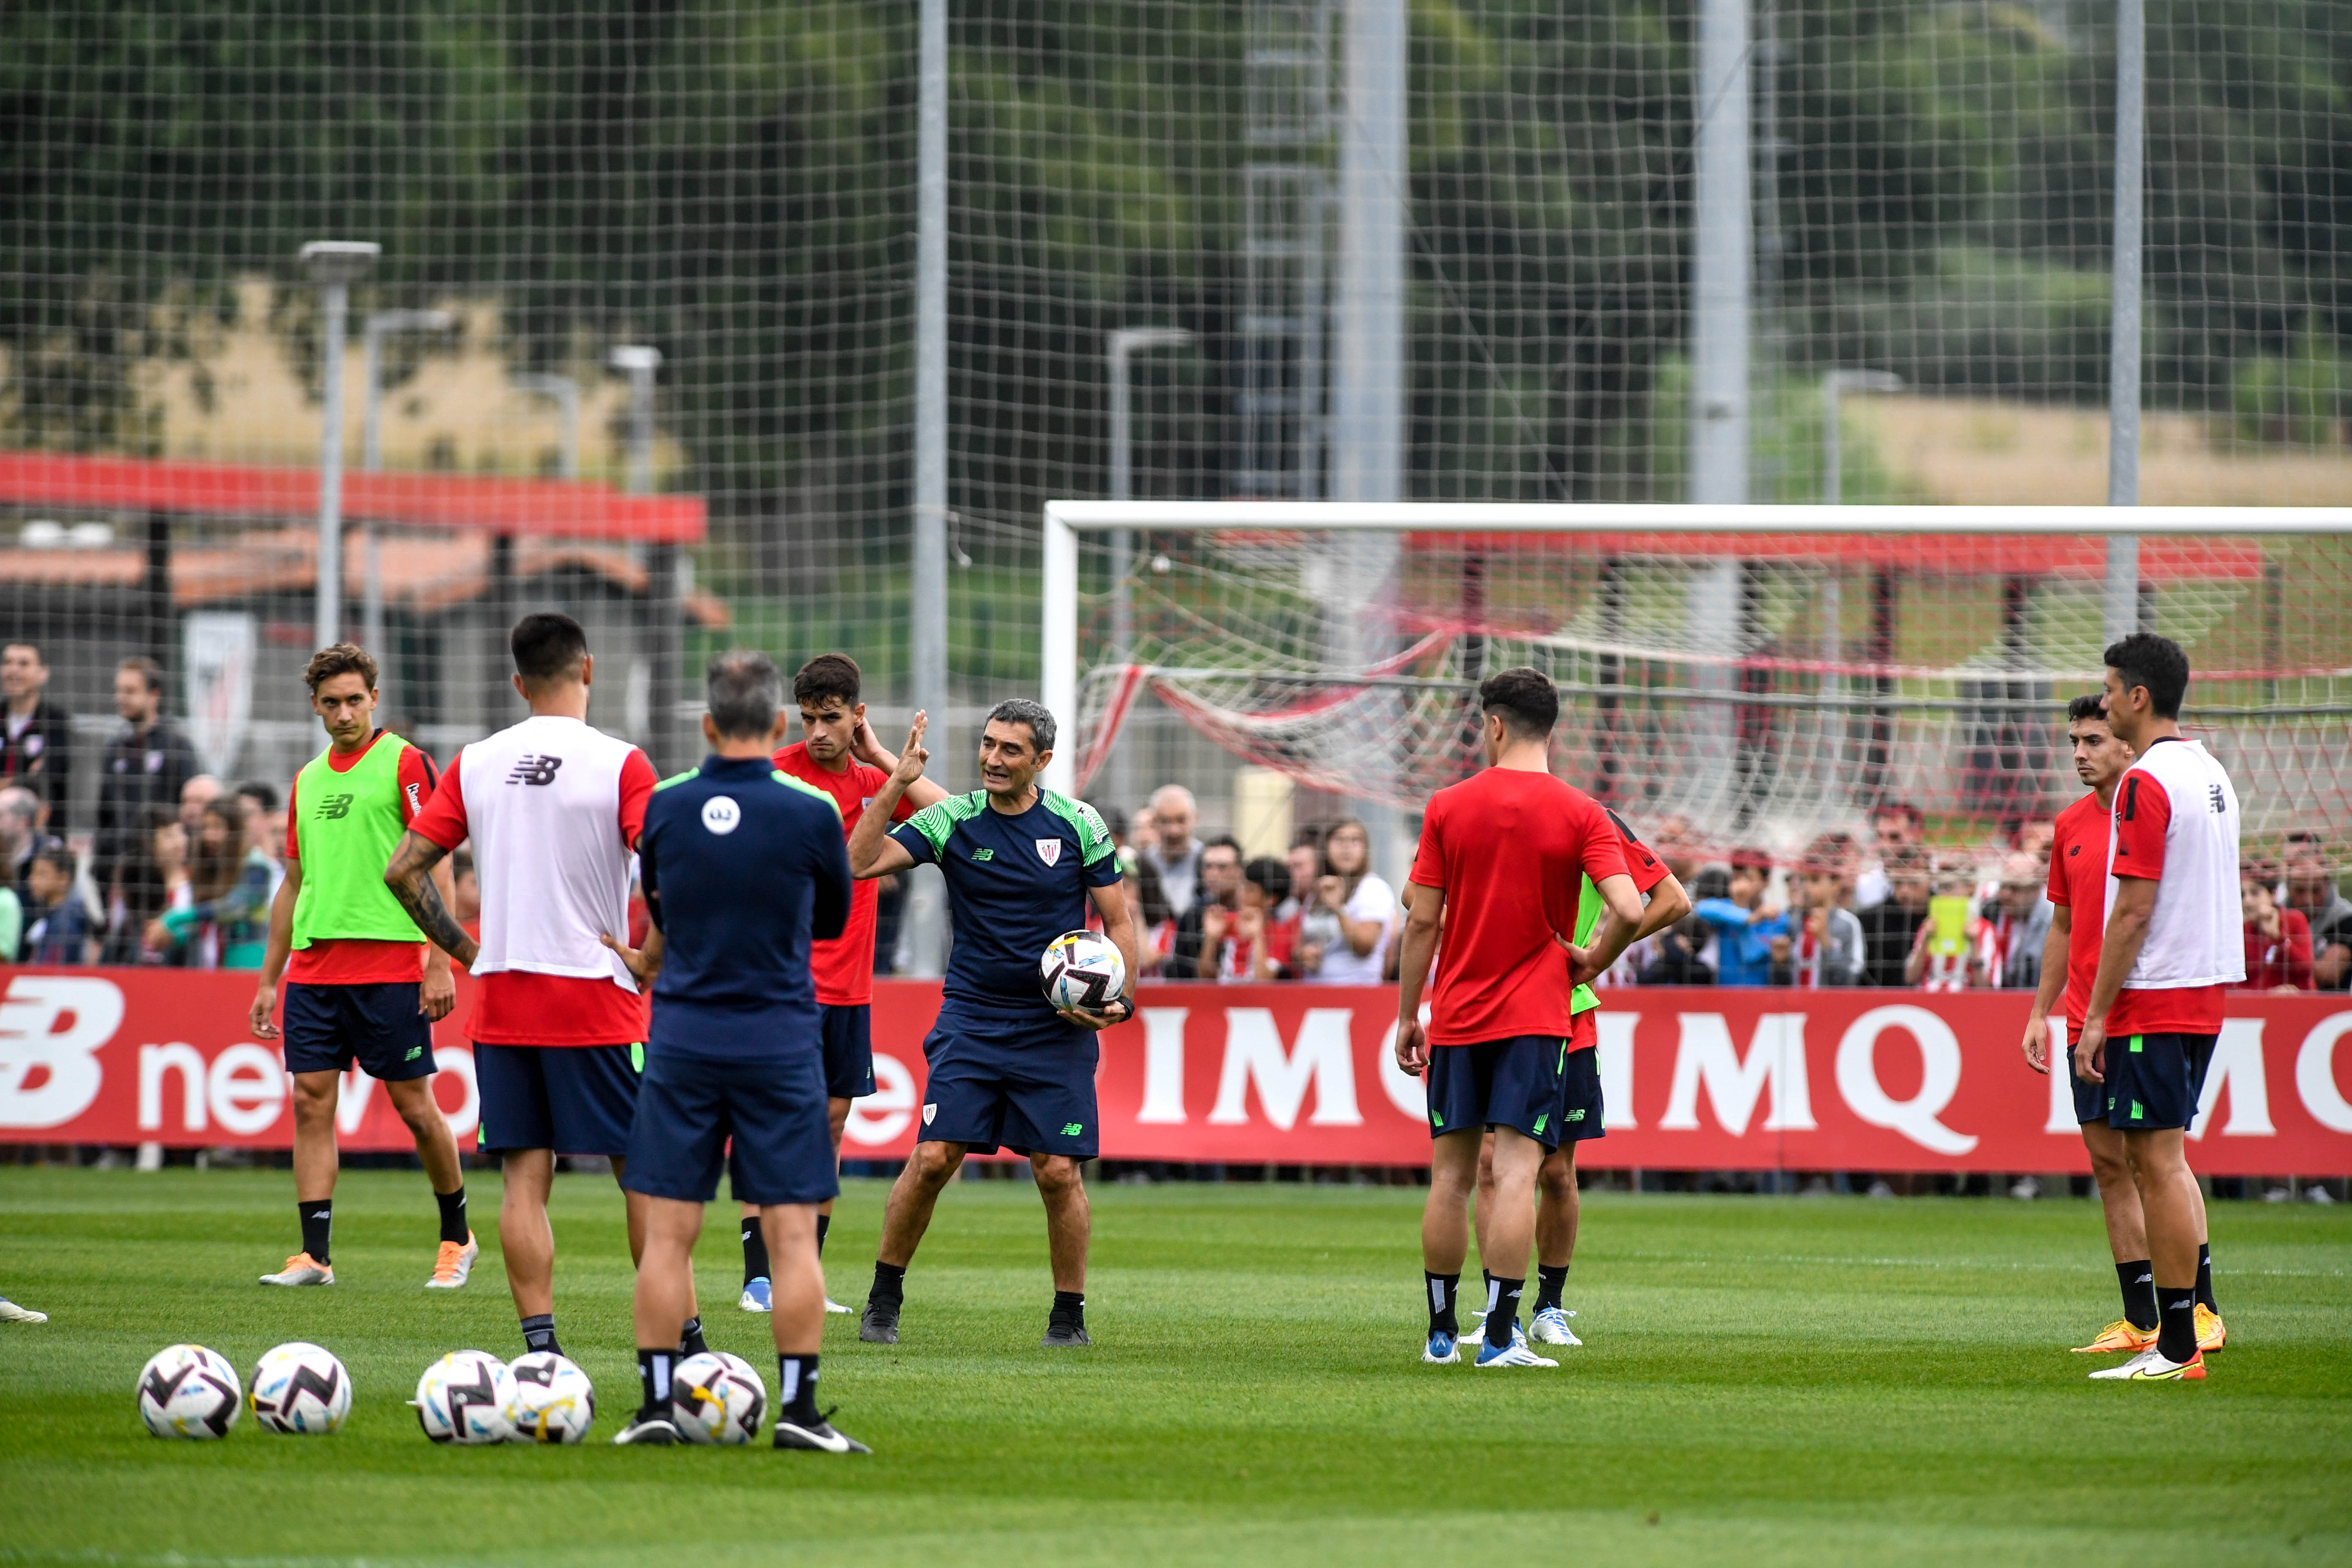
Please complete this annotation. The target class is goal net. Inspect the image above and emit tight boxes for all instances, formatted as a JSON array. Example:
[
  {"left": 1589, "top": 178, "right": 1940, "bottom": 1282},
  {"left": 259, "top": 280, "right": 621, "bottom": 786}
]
[{"left": 1043, "top": 502, "right": 2352, "bottom": 853}]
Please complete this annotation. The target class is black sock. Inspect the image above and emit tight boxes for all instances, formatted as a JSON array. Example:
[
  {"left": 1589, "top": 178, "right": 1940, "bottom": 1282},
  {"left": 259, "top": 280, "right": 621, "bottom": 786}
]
[
  {"left": 2196, "top": 1242, "right": 2216, "bottom": 1313},
  {"left": 434, "top": 1187, "right": 468, "bottom": 1247},
  {"left": 678, "top": 1315, "right": 708, "bottom": 1357},
  {"left": 1051, "top": 1289, "right": 1085, "bottom": 1328},
  {"left": 636, "top": 1348, "right": 674, "bottom": 1421},
  {"left": 2156, "top": 1287, "right": 2197, "bottom": 1363},
  {"left": 2117, "top": 1259, "right": 2158, "bottom": 1331},
  {"left": 816, "top": 1212, "right": 830, "bottom": 1256},
  {"left": 298, "top": 1200, "right": 332, "bottom": 1265},
  {"left": 870, "top": 1260, "right": 906, "bottom": 1307},
  {"left": 777, "top": 1353, "right": 821, "bottom": 1425},
  {"left": 1486, "top": 1277, "right": 1524, "bottom": 1349},
  {"left": 742, "top": 1218, "right": 770, "bottom": 1285},
  {"left": 1535, "top": 1263, "right": 1570, "bottom": 1315},
  {"left": 1425, "top": 1271, "right": 1459, "bottom": 1336},
  {"left": 521, "top": 1314, "right": 559, "bottom": 1356}
]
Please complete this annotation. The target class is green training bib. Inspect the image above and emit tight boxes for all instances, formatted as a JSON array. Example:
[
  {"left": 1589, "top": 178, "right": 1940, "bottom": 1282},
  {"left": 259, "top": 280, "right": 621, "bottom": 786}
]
[{"left": 290, "top": 734, "right": 427, "bottom": 948}]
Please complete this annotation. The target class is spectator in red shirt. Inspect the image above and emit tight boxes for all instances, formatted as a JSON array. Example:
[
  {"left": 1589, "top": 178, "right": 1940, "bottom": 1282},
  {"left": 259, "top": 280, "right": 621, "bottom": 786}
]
[
  {"left": 1215, "top": 856, "right": 1300, "bottom": 980},
  {"left": 2240, "top": 879, "right": 2313, "bottom": 992}
]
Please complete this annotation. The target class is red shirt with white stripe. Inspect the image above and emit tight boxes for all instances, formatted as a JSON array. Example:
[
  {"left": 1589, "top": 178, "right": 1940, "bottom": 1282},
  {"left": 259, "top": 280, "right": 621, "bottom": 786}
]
[
  {"left": 409, "top": 722, "right": 658, "bottom": 1045},
  {"left": 283, "top": 732, "right": 439, "bottom": 985},
  {"left": 772, "top": 742, "right": 915, "bottom": 1006}
]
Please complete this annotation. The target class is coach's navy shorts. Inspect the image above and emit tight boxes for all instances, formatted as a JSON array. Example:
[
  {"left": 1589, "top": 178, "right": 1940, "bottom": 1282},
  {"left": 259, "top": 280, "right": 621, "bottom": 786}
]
[
  {"left": 1427, "top": 1034, "right": 1567, "bottom": 1147},
  {"left": 822, "top": 1003, "right": 875, "bottom": 1101},
  {"left": 919, "top": 1008, "right": 1099, "bottom": 1160},
  {"left": 281, "top": 981, "right": 435, "bottom": 1082},
  {"left": 621, "top": 1046, "right": 838, "bottom": 1208},
  {"left": 2064, "top": 1022, "right": 2106, "bottom": 1124},
  {"left": 2101, "top": 1031, "right": 2217, "bottom": 1132},
  {"left": 474, "top": 1040, "right": 642, "bottom": 1156}
]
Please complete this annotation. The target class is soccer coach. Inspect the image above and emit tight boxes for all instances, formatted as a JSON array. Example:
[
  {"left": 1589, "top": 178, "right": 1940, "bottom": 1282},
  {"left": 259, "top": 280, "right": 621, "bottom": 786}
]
[{"left": 602, "top": 651, "right": 867, "bottom": 1453}]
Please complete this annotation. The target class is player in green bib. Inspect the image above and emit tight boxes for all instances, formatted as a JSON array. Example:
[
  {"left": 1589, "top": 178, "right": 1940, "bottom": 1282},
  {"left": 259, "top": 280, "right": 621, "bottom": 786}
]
[
  {"left": 1464, "top": 806, "right": 1687, "bottom": 1348},
  {"left": 248, "top": 644, "right": 474, "bottom": 1289}
]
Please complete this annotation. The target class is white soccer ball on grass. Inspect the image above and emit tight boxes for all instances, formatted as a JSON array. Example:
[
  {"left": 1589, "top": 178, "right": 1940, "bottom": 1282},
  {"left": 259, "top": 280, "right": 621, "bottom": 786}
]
[
  {"left": 414, "top": 1350, "right": 516, "bottom": 1445},
  {"left": 248, "top": 1341, "right": 352, "bottom": 1435},
  {"left": 670, "top": 1351, "right": 766, "bottom": 1445},
  {"left": 504, "top": 1351, "right": 595, "bottom": 1444},
  {"left": 136, "top": 1344, "right": 242, "bottom": 1439}
]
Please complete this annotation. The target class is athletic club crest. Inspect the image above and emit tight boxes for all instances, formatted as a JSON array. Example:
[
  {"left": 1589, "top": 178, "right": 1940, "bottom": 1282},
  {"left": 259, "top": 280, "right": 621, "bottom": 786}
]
[{"left": 1035, "top": 838, "right": 1062, "bottom": 866}]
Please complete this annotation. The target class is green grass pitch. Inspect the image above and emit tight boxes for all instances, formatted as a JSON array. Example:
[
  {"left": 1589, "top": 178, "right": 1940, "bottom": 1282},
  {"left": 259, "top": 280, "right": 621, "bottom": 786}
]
[{"left": 2, "top": 1168, "right": 2347, "bottom": 1566}]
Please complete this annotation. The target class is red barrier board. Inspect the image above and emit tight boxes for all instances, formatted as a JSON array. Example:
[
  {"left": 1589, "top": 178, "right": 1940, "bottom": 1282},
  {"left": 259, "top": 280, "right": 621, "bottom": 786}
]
[{"left": 4, "top": 971, "right": 2349, "bottom": 1174}]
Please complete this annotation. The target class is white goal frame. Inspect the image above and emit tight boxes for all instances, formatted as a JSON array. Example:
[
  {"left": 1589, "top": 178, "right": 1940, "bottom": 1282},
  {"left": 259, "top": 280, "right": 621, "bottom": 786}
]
[{"left": 1037, "top": 500, "right": 2351, "bottom": 798}]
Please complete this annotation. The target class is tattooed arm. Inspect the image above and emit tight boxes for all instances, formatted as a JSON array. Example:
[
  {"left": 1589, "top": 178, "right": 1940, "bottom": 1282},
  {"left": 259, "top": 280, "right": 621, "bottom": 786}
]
[{"left": 385, "top": 830, "right": 479, "bottom": 972}]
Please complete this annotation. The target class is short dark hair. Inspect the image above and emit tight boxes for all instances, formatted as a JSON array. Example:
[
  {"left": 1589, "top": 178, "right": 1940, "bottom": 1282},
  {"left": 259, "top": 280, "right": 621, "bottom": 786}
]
[
  {"left": 304, "top": 642, "right": 378, "bottom": 694},
  {"left": 117, "top": 655, "right": 164, "bottom": 693},
  {"left": 234, "top": 779, "right": 280, "bottom": 812},
  {"left": 512, "top": 612, "right": 588, "bottom": 686},
  {"left": 33, "top": 842, "right": 75, "bottom": 879},
  {"left": 793, "top": 653, "right": 862, "bottom": 709},
  {"left": 986, "top": 697, "right": 1056, "bottom": 755},
  {"left": 4, "top": 640, "right": 43, "bottom": 664},
  {"left": 1201, "top": 834, "right": 1242, "bottom": 864},
  {"left": 1244, "top": 855, "right": 1292, "bottom": 904},
  {"left": 706, "top": 649, "right": 784, "bottom": 740},
  {"left": 2066, "top": 693, "right": 2107, "bottom": 725},
  {"left": 2104, "top": 631, "right": 2189, "bottom": 719},
  {"left": 1477, "top": 665, "right": 1557, "bottom": 738}
]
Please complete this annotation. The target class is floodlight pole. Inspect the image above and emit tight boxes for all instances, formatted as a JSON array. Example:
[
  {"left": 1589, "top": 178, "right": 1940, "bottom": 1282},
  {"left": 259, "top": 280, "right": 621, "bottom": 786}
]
[
  {"left": 359, "top": 308, "right": 455, "bottom": 668},
  {"left": 1105, "top": 327, "right": 1192, "bottom": 815},
  {"left": 512, "top": 373, "right": 581, "bottom": 480},
  {"left": 299, "top": 241, "right": 380, "bottom": 653},
  {"left": 2105, "top": 0, "right": 2145, "bottom": 644}
]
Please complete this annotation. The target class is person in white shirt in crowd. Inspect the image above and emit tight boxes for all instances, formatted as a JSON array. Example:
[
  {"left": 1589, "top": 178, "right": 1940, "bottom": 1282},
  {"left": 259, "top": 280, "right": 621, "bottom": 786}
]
[
  {"left": 1310, "top": 817, "right": 1395, "bottom": 984},
  {"left": 1785, "top": 838, "right": 1865, "bottom": 987},
  {"left": 1138, "top": 784, "right": 1204, "bottom": 919}
]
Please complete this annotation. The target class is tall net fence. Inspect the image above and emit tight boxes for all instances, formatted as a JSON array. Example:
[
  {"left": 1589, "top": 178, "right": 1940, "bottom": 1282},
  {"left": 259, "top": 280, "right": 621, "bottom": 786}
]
[{"left": 1, "top": 2, "right": 2347, "bottom": 885}]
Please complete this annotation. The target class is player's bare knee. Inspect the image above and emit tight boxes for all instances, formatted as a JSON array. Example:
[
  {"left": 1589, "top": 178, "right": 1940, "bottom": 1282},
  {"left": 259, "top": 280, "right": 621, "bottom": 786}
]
[
  {"left": 1031, "top": 1154, "right": 1083, "bottom": 1198},
  {"left": 289, "top": 1073, "right": 337, "bottom": 1123},
  {"left": 909, "top": 1142, "right": 963, "bottom": 1189}
]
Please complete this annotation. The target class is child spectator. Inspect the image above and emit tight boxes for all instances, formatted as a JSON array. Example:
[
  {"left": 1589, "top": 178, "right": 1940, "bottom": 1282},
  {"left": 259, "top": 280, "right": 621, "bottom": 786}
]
[
  {"left": 1692, "top": 848, "right": 1788, "bottom": 987},
  {"left": 151, "top": 798, "right": 274, "bottom": 969},
  {"left": 1217, "top": 856, "right": 1299, "bottom": 981},
  {"left": 1906, "top": 865, "right": 1982, "bottom": 991},
  {"left": 19, "top": 844, "right": 94, "bottom": 964},
  {"left": 2241, "top": 877, "right": 2314, "bottom": 992},
  {"left": 1785, "top": 840, "right": 1864, "bottom": 987}
]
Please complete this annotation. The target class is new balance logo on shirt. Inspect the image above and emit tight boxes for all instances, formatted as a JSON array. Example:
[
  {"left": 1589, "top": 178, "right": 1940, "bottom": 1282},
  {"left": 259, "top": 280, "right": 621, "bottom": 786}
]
[
  {"left": 314, "top": 792, "right": 354, "bottom": 820},
  {"left": 506, "top": 754, "right": 564, "bottom": 786},
  {"left": 970, "top": 847, "right": 994, "bottom": 861},
  {"left": 2208, "top": 783, "right": 2227, "bottom": 814}
]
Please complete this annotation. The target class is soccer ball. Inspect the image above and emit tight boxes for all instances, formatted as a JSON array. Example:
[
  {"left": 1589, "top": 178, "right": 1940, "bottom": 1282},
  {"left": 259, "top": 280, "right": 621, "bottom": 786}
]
[
  {"left": 504, "top": 1351, "right": 595, "bottom": 1445},
  {"left": 1040, "top": 929, "right": 1126, "bottom": 1015},
  {"left": 414, "top": 1350, "right": 516, "bottom": 1445},
  {"left": 248, "top": 1342, "right": 352, "bottom": 1435},
  {"left": 137, "top": 1344, "right": 241, "bottom": 1440},
  {"left": 670, "top": 1350, "right": 766, "bottom": 1445}
]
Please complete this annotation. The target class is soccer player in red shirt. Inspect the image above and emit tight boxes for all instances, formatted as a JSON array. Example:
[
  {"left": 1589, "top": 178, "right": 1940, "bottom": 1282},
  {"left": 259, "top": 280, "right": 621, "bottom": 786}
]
[
  {"left": 1394, "top": 667, "right": 1642, "bottom": 1367},
  {"left": 732, "top": 654, "right": 946, "bottom": 1315},
  {"left": 2021, "top": 694, "right": 2165, "bottom": 1353},
  {"left": 2076, "top": 633, "right": 2243, "bottom": 1381}
]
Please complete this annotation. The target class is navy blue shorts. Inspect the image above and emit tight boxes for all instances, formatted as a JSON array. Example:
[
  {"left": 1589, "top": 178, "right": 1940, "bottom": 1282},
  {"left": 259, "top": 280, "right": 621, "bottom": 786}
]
[
  {"left": 1553, "top": 1046, "right": 1607, "bottom": 1143},
  {"left": 920, "top": 1009, "right": 1099, "bottom": 1159},
  {"left": 474, "top": 1041, "right": 642, "bottom": 1156},
  {"left": 2102, "top": 1031, "right": 2218, "bottom": 1132},
  {"left": 621, "top": 1047, "right": 839, "bottom": 1208},
  {"left": 822, "top": 1003, "right": 874, "bottom": 1102},
  {"left": 1427, "top": 1034, "right": 1567, "bottom": 1147},
  {"left": 281, "top": 982, "right": 435, "bottom": 1082},
  {"left": 2065, "top": 1022, "right": 2105, "bottom": 1125}
]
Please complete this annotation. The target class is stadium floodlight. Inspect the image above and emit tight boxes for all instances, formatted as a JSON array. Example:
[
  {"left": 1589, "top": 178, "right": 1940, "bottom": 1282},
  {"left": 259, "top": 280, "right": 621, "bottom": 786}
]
[
  {"left": 359, "top": 308, "right": 456, "bottom": 665},
  {"left": 298, "top": 241, "right": 381, "bottom": 651},
  {"left": 607, "top": 346, "right": 662, "bottom": 495},
  {"left": 1104, "top": 327, "right": 1192, "bottom": 812},
  {"left": 1038, "top": 501, "right": 2352, "bottom": 855},
  {"left": 1819, "top": 371, "right": 1903, "bottom": 507},
  {"left": 511, "top": 373, "right": 581, "bottom": 480}
]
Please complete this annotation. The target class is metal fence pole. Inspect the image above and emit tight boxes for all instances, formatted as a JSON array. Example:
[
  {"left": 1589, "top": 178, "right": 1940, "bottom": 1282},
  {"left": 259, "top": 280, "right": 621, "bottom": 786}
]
[
  {"left": 2104, "top": 0, "right": 2145, "bottom": 643},
  {"left": 903, "top": 0, "right": 951, "bottom": 976}
]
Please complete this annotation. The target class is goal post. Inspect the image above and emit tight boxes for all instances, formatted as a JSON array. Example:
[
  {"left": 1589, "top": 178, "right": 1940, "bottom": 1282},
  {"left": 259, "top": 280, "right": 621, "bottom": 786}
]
[{"left": 1039, "top": 501, "right": 2352, "bottom": 853}]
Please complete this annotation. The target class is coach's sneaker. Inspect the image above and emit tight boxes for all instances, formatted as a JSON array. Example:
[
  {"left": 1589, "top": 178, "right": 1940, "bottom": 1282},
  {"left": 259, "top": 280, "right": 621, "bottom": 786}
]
[
  {"left": 2088, "top": 1347, "right": 2206, "bottom": 1381},
  {"left": 740, "top": 1277, "right": 773, "bottom": 1313},
  {"left": 774, "top": 1410, "right": 870, "bottom": 1454},
  {"left": 426, "top": 1233, "right": 479, "bottom": 1290},
  {"left": 1530, "top": 1307, "right": 1582, "bottom": 1347},
  {"left": 1422, "top": 1328, "right": 1461, "bottom": 1364},
  {"left": 2071, "top": 1319, "right": 2158, "bottom": 1354},
  {"left": 611, "top": 1413, "right": 680, "bottom": 1445},
  {"left": 824, "top": 1296, "right": 853, "bottom": 1315},
  {"left": 259, "top": 1252, "right": 334, "bottom": 1287},
  {"left": 859, "top": 1298, "right": 901, "bottom": 1345},
  {"left": 1474, "top": 1338, "right": 1558, "bottom": 1369},
  {"left": 2195, "top": 1305, "right": 2227, "bottom": 1352},
  {"left": 1041, "top": 1318, "right": 1092, "bottom": 1348},
  {"left": 0, "top": 1298, "right": 46, "bottom": 1323}
]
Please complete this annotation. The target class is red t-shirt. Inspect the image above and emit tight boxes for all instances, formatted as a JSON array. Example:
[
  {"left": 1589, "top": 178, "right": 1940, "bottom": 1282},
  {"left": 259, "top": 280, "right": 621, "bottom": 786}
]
[
  {"left": 2243, "top": 907, "right": 2313, "bottom": 991},
  {"left": 408, "top": 743, "right": 659, "bottom": 1045},
  {"left": 2105, "top": 767, "right": 2226, "bottom": 1035},
  {"left": 772, "top": 742, "right": 915, "bottom": 1007},
  {"left": 2044, "top": 789, "right": 2109, "bottom": 1031},
  {"left": 1409, "top": 768, "right": 1628, "bottom": 1046},
  {"left": 283, "top": 733, "right": 438, "bottom": 986}
]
